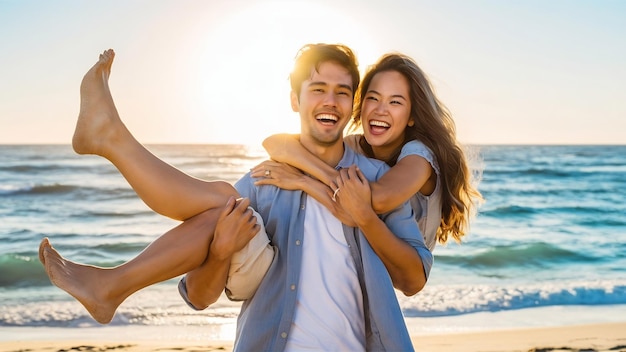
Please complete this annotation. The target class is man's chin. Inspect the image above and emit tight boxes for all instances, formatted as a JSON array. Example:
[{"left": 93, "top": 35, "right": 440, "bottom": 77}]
[{"left": 307, "top": 132, "right": 343, "bottom": 148}]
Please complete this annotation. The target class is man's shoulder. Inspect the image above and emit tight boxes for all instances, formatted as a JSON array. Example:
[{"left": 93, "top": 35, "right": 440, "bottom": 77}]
[
  {"left": 236, "top": 172, "right": 253, "bottom": 181},
  {"left": 350, "top": 152, "right": 389, "bottom": 179},
  {"left": 234, "top": 172, "right": 253, "bottom": 189},
  {"left": 352, "top": 152, "right": 386, "bottom": 166}
]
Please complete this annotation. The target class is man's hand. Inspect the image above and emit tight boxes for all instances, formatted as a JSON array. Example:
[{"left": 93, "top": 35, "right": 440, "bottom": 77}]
[{"left": 210, "top": 197, "right": 259, "bottom": 262}]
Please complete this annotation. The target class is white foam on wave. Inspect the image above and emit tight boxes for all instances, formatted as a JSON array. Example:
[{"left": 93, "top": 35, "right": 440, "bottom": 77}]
[{"left": 398, "top": 279, "right": 626, "bottom": 317}]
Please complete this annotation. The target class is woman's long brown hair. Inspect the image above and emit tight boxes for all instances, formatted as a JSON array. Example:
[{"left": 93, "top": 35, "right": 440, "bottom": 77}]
[{"left": 350, "top": 53, "right": 483, "bottom": 244}]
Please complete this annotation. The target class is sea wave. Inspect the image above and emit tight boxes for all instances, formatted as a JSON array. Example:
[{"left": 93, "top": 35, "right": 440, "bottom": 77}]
[
  {"left": 0, "top": 163, "right": 122, "bottom": 176},
  {"left": 400, "top": 279, "right": 626, "bottom": 317},
  {"left": 0, "top": 241, "right": 151, "bottom": 288},
  {"left": 0, "top": 253, "right": 49, "bottom": 288},
  {"left": 2, "top": 279, "right": 625, "bottom": 327},
  {"left": 0, "top": 284, "right": 241, "bottom": 327},
  {"left": 0, "top": 183, "right": 138, "bottom": 201},
  {"left": 436, "top": 242, "right": 597, "bottom": 269},
  {"left": 0, "top": 183, "right": 78, "bottom": 196},
  {"left": 481, "top": 205, "right": 538, "bottom": 218}
]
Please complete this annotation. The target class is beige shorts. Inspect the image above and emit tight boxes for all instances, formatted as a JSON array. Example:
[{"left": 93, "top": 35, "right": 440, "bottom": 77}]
[
  {"left": 179, "top": 208, "right": 274, "bottom": 308},
  {"left": 224, "top": 208, "right": 274, "bottom": 301}
]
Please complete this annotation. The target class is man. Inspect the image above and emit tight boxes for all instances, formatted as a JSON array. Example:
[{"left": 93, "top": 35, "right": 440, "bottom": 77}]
[{"left": 184, "top": 43, "right": 433, "bottom": 351}]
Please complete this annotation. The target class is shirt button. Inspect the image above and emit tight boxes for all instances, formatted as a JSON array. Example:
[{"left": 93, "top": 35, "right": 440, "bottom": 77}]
[
  {"left": 295, "top": 240, "right": 301, "bottom": 246},
  {"left": 300, "top": 204, "right": 305, "bottom": 210},
  {"left": 281, "top": 332, "right": 287, "bottom": 339},
  {"left": 290, "top": 284, "right": 296, "bottom": 290}
]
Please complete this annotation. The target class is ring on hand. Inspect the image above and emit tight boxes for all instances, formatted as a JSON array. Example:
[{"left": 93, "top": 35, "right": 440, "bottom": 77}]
[
  {"left": 264, "top": 170, "right": 271, "bottom": 177},
  {"left": 332, "top": 187, "right": 340, "bottom": 202}
]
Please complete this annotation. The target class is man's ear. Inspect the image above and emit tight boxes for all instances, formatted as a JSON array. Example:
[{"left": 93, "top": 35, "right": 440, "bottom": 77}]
[{"left": 290, "top": 91, "right": 299, "bottom": 112}]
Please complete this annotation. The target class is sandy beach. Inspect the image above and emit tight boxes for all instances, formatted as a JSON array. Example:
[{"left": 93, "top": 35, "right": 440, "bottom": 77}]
[
  {"left": 415, "top": 322, "right": 626, "bottom": 352},
  {"left": 1, "top": 322, "right": 625, "bottom": 352}
]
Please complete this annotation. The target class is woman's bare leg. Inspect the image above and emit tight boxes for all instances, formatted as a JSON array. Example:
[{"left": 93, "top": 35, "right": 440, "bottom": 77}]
[
  {"left": 39, "top": 209, "right": 218, "bottom": 324},
  {"left": 38, "top": 197, "right": 259, "bottom": 324},
  {"left": 74, "top": 49, "right": 237, "bottom": 220}
]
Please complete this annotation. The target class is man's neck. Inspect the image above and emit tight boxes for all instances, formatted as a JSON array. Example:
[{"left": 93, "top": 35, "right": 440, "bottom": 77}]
[{"left": 300, "top": 138, "right": 345, "bottom": 168}]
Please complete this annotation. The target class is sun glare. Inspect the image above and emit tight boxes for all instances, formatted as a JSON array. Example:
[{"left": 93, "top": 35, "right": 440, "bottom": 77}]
[{"left": 185, "top": 1, "right": 379, "bottom": 146}]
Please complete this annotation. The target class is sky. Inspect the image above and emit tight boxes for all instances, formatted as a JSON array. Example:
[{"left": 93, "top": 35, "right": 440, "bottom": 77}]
[{"left": 0, "top": 0, "right": 624, "bottom": 146}]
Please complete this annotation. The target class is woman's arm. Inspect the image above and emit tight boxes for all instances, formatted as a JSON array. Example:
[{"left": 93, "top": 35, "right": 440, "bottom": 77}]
[
  {"left": 251, "top": 160, "right": 357, "bottom": 226},
  {"left": 263, "top": 134, "right": 337, "bottom": 187},
  {"left": 368, "top": 155, "right": 434, "bottom": 213},
  {"left": 263, "top": 134, "right": 434, "bottom": 214}
]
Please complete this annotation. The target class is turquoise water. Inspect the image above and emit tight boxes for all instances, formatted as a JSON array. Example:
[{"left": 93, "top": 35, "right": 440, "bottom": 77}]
[{"left": 1, "top": 144, "right": 625, "bottom": 328}]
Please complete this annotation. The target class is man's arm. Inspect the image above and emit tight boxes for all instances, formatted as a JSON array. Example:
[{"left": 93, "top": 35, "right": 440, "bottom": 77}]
[
  {"left": 336, "top": 166, "right": 431, "bottom": 296},
  {"left": 183, "top": 197, "right": 260, "bottom": 309}
]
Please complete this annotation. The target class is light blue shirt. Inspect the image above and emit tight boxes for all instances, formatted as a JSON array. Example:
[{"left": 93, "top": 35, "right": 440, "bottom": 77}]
[
  {"left": 399, "top": 140, "right": 442, "bottom": 251},
  {"left": 233, "top": 143, "right": 433, "bottom": 352}
]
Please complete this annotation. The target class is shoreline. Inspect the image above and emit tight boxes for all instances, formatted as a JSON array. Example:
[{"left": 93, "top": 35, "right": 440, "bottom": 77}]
[
  {"left": 2, "top": 305, "right": 626, "bottom": 351},
  {"left": 1, "top": 322, "right": 625, "bottom": 352}
]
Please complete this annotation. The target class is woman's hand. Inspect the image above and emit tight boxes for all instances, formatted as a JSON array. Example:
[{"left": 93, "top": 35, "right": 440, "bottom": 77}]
[
  {"left": 251, "top": 160, "right": 308, "bottom": 191},
  {"left": 332, "top": 166, "right": 377, "bottom": 227}
]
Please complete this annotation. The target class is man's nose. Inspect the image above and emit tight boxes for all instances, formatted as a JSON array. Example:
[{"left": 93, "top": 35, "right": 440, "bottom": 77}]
[{"left": 323, "top": 92, "right": 337, "bottom": 106}]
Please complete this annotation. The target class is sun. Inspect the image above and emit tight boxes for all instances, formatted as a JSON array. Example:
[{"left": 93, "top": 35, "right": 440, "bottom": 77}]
[{"left": 183, "top": 1, "right": 379, "bottom": 146}]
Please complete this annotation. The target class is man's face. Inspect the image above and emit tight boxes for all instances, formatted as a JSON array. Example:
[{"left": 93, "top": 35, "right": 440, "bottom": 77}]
[{"left": 291, "top": 61, "right": 354, "bottom": 148}]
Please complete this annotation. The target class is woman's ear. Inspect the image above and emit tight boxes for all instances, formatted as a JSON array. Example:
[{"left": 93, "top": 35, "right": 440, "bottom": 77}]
[{"left": 408, "top": 119, "right": 415, "bottom": 127}]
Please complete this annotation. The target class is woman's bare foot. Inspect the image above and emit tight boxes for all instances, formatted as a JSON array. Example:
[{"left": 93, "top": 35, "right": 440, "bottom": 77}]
[
  {"left": 73, "top": 49, "right": 128, "bottom": 157},
  {"left": 39, "top": 237, "right": 122, "bottom": 324}
]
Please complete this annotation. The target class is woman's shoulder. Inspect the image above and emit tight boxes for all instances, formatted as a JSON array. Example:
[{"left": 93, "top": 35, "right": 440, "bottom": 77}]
[
  {"left": 400, "top": 140, "right": 439, "bottom": 173},
  {"left": 344, "top": 134, "right": 363, "bottom": 152}
]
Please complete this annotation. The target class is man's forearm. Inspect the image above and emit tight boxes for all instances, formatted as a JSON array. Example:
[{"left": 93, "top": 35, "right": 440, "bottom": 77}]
[
  {"left": 357, "top": 214, "right": 427, "bottom": 296},
  {"left": 184, "top": 255, "right": 231, "bottom": 310}
]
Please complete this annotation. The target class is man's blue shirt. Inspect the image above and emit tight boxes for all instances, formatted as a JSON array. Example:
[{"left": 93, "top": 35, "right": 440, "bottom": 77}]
[{"left": 233, "top": 144, "right": 433, "bottom": 352}]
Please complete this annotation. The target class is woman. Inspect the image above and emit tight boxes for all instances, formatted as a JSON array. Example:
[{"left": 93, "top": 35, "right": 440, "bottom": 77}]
[{"left": 257, "top": 53, "right": 482, "bottom": 251}]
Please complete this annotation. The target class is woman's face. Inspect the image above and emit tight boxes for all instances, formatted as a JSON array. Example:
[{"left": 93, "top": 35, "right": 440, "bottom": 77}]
[{"left": 360, "top": 70, "right": 412, "bottom": 160}]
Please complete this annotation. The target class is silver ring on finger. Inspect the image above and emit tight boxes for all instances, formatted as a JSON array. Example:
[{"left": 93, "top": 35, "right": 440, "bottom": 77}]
[
  {"left": 264, "top": 169, "right": 271, "bottom": 177},
  {"left": 332, "top": 187, "right": 340, "bottom": 202}
]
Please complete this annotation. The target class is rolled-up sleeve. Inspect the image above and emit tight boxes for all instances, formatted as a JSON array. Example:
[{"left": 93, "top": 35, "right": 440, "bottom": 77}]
[{"left": 381, "top": 200, "right": 433, "bottom": 279}]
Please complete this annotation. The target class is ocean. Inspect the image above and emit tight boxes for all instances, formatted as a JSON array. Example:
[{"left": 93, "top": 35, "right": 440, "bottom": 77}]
[{"left": 1, "top": 144, "right": 625, "bottom": 340}]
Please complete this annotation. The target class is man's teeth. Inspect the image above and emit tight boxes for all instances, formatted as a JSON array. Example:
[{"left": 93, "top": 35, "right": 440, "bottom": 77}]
[
  {"left": 317, "top": 114, "right": 338, "bottom": 122},
  {"left": 370, "top": 120, "right": 390, "bottom": 128}
]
